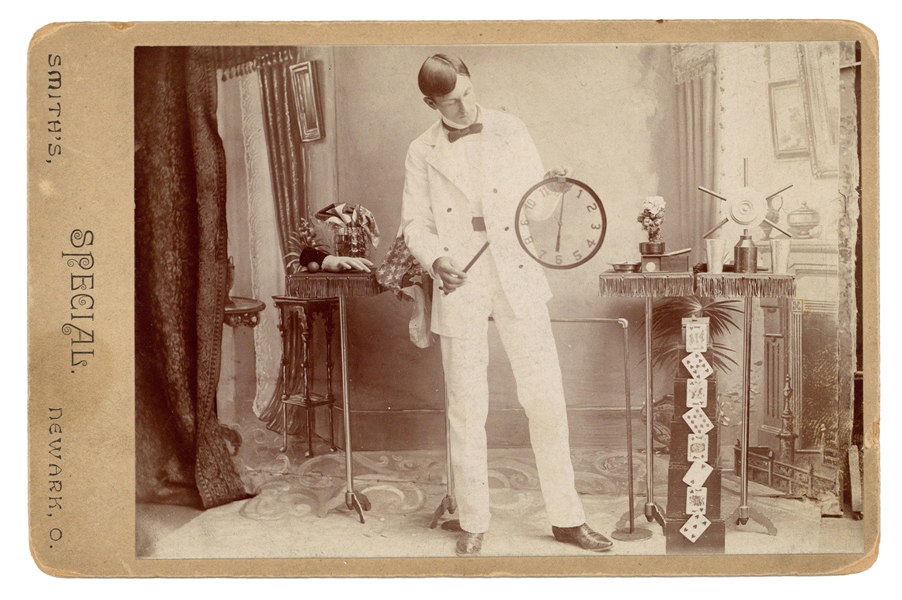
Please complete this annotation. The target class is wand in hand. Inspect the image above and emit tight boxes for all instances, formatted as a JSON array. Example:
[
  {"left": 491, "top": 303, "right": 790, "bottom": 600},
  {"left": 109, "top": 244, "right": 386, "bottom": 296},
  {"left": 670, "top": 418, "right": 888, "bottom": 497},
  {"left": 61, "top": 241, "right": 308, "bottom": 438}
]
[{"left": 439, "top": 241, "right": 490, "bottom": 295}]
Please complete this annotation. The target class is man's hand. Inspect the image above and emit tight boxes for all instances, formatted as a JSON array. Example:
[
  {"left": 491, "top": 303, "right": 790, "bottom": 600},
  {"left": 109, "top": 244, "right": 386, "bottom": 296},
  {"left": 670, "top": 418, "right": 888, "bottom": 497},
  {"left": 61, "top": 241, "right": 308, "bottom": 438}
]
[
  {"left": 545, "top": 165, "right": 572, "bottom": 179},
  {"left": 544, "top": 166, "right": 573, "bottom": 194},
  {"left": 321, "top": 255, "right": 374, "bottom": 273},
  {"left": 433, "top": 256, "right": 467, "bottom": 293}
]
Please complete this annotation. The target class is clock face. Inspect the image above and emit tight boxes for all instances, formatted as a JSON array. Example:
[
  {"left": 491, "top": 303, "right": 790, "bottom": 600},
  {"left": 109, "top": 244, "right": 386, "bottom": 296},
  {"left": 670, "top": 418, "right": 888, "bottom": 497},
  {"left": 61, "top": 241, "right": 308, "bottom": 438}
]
[{"left": 515, "top": 177, "right": 607, "bottom": 269}]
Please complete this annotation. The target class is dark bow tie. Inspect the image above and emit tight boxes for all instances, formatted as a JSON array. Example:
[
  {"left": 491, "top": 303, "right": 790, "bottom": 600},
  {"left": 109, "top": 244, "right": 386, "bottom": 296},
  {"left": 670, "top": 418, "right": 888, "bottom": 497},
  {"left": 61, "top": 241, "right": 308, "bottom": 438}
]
[{"left": 445, "top": 122, "right": 483, "bottom": 143}]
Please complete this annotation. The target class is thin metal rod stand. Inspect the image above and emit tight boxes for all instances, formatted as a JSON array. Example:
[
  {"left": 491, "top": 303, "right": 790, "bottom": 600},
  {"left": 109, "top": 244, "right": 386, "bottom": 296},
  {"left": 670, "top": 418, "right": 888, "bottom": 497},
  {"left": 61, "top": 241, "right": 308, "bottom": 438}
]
[
  {"left": 431, "top": 380, "right": 457, "bottom": 529},
  {"left": 610, "top": 317, "right": 653, "bottom": 541},
  {"left": 339, "top": 295, "right": 370, "bottom": 523},
  {"left": 642, "top": 297, "right": 665, "bottom": 529}
]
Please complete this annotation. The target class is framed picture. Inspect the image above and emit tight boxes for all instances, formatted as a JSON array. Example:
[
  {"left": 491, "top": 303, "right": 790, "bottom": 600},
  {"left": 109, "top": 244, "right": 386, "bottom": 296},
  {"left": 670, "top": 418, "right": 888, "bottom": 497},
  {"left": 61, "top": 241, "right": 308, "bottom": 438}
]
[
  {"left": 797, "top": 42, "right": 841, "bottom": 178},
  {"left": 289, "top": 60, "right": 324, "bottom": 142},
  {"left": 768, "top": 79, "right": 809, "bottom": 159}
]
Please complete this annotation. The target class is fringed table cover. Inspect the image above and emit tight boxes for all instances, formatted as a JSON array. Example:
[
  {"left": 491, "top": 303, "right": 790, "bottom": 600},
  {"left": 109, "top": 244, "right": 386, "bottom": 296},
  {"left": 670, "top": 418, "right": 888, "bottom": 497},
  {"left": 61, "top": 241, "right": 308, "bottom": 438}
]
[
  {"left": 695, "top": 273, "right": 796, "bottom": 298},
  {"left": 599, "top": 272, "right": 696, "bottom": 298},
  {"left": 287, "top": 273, "right": 383, "bottom": 299}
]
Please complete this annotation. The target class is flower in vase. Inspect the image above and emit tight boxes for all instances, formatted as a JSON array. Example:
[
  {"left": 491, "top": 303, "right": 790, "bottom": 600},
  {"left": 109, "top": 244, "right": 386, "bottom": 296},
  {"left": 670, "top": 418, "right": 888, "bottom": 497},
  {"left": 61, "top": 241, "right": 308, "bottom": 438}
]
[{"left": 637, "top": 196, "right": 666, "bottom": 243}]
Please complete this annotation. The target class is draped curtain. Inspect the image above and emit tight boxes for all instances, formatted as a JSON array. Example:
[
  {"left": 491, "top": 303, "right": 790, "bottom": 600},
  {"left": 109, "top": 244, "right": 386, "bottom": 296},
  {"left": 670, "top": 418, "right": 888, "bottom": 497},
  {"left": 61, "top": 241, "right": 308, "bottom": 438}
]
[
  {"left": 672, "top": 45, "right": 718, "bottom": 264},
  {"left": 254, "top": 54, "right": 317, "bottom": 433},
  {"left": 135, "top": 47, "right": 250, "bottom": 509},
  {"left": 216, "top": 48, "right": 312, "bottom": 435}
]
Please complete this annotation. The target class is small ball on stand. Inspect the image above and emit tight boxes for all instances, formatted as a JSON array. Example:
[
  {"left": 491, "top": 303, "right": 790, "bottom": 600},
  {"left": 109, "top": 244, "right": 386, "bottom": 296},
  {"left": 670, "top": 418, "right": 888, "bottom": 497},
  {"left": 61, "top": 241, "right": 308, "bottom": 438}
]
[{"left": 306, "top": 262, "right": 320, "bottom": 273}]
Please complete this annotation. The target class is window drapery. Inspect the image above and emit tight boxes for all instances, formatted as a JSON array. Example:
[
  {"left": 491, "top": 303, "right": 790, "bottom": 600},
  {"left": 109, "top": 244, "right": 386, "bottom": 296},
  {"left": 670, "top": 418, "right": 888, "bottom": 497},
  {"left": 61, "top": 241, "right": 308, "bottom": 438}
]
[{"left": 672, "top": 44, "right": 718, "bottom": 264}]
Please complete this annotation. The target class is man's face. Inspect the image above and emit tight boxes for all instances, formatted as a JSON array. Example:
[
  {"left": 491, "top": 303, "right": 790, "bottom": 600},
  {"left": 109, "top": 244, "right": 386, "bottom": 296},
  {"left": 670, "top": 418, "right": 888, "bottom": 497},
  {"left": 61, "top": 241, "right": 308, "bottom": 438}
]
[{"left": 424, "top": 74, "right": 478, "bottom": 127}]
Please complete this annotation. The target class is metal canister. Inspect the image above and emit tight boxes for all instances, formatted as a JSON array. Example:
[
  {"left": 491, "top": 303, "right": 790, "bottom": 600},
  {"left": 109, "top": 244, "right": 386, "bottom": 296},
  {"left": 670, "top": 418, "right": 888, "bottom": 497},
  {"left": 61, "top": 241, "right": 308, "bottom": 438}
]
[{"left": 734, "top": 229, "right": 758, "bottom": 273}]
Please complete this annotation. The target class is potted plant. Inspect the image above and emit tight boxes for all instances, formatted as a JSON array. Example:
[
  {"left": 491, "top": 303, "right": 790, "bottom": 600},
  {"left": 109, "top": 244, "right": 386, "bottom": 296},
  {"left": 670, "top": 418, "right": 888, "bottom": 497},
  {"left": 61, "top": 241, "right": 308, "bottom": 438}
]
[
  {"left": 639, "top": 295, "right": 742, "bottom": 453},
  {"left": 637, "top": 195, "right": 666, "bottom": 255},
  {"left": 649, "top": 295, "right": 742, "bottom": 376}
]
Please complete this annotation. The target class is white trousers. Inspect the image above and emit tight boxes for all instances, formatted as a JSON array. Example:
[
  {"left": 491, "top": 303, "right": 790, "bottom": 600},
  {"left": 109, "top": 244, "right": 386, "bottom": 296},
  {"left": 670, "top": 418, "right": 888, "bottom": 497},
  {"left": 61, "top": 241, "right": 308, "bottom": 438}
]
[{"left": 440, "top": 251, "right": 586, "bottom": 534}]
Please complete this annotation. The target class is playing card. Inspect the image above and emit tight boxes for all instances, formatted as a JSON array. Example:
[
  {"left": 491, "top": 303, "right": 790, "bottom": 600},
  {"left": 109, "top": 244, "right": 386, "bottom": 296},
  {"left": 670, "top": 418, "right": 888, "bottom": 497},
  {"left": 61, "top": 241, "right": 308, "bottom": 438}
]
[
  {"left": 686, "top": 378, "right": 708, "bottom": 408},
  {"left": 682, "top": 460, "right": 714, "bottom": 488},
  {"left": 682, "top": 405, "right": 715, "bottom": 435},
  {"left": 686, "top": 486, "right": 708, "bottom": 515},
  {"left": 679, "top": 513, "right": 712, "bottom": 543},
  {"left": 687, "top": 434, "right": 709, "bottom": 462},
  {"left": 682, "top": 351, "right": 714, "bottom": 380},
  {"left": 684, "top": 321, "right": 709, "bottom": 353}
]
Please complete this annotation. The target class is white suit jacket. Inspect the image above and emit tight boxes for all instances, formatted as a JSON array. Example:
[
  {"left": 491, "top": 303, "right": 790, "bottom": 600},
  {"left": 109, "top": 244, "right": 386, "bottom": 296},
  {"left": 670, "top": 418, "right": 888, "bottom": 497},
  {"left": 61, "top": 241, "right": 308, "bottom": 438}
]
[{"left": 401, "top": 107, "right": 552, "bottom": 339}]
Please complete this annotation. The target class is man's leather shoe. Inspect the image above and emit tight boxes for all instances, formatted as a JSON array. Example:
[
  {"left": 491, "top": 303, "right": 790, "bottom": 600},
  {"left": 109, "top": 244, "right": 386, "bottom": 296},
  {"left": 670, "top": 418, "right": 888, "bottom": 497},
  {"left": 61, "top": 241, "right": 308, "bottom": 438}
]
[
  {"left": 551, "top": 524, "right": 613, "bottom": 552},
  {"left": 455, "top": 531, "right": 484, "bottom": 556}
]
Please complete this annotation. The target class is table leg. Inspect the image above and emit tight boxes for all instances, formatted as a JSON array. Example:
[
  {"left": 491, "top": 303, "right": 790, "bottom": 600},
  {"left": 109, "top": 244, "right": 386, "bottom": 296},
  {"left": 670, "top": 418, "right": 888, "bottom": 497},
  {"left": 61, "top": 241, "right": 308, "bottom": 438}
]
[
  {"left": 278, "top": 306, "right": 289, "bottom": 453},
  {"left": 644, "top": 297, "right": 665, "bottom": 528},
  {"left": 730, "top": 296, "right": 778, "bottom": 535},
  {"left": 339, "top": 294, "right": 370, "bottom": 523}
]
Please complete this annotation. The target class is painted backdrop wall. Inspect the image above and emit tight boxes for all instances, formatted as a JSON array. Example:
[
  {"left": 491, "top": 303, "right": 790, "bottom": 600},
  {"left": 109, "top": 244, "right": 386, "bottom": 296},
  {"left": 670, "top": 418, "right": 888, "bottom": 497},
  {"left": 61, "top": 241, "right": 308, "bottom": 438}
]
[{"left": 314, "top": 44, "right": 680, "bottom": 448}]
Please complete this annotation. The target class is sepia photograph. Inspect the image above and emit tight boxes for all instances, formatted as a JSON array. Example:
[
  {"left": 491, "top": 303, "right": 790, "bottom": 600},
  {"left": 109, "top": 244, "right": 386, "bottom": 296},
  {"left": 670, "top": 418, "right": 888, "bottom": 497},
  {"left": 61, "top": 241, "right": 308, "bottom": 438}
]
[{"left": 129, "top": 39, "right": 869, "bottom": 563}]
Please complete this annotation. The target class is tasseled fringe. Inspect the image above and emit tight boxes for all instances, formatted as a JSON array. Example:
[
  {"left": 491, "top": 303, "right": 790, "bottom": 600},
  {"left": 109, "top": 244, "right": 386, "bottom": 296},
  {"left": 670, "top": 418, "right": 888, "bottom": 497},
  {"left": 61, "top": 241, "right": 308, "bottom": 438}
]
[
  {"left": 695, "top": 274, "right": 796, "bottom": 298},
  {"left": 287, "top": 274, "right": 383, "bottom": 299},
  {"left": 598, "top": 273, "right": 695, "bottom": 297}
]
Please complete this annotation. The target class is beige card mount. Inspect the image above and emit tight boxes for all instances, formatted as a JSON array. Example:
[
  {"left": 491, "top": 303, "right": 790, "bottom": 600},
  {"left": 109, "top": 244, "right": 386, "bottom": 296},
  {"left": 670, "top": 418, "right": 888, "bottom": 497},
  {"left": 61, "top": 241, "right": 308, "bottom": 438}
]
[{"left": 27, "top": 20, "right": 879, "bottom": 577}]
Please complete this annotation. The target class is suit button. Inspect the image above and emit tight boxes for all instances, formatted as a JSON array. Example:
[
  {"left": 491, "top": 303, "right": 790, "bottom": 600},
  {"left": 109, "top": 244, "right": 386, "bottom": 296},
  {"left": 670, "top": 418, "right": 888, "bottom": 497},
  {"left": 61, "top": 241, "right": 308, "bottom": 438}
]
[
  {"left": 447, "top": 207, "right": 452, "bottom": 212},
  {"left": 493, "top": 188, "right": 498, "bottom": 193},
  {"left": 443, "top": 247, "right": 449, "bottom": 252},
  {"left": 504, "top": 226, "right": 510, "bottom": 231},
  {"left": 518, "top": 264, "right": 523, "bottom": 269}
]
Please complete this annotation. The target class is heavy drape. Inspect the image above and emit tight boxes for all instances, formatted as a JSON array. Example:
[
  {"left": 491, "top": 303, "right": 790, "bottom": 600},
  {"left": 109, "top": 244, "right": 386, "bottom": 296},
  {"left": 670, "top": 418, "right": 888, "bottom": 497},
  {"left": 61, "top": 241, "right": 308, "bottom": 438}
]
[
  {"left": 135, "top": 47, "right": 250, "bottom": 509},
  {"left": 672, "top": 45, "right": 718, "bottom": 264}
]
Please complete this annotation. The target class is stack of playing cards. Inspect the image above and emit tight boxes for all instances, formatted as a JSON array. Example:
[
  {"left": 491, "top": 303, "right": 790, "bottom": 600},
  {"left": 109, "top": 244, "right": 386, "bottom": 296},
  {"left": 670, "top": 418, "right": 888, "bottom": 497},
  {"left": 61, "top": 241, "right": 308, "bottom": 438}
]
[{"left": 680, "top": 461, "right": 714, "bottom": 542}]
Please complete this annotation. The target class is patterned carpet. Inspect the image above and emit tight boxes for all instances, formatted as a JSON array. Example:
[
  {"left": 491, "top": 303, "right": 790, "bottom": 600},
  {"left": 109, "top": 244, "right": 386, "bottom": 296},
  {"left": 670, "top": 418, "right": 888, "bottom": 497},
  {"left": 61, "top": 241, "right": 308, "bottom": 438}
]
[{"left": 135, "top": 420, "right": 862, "bottom": 559}]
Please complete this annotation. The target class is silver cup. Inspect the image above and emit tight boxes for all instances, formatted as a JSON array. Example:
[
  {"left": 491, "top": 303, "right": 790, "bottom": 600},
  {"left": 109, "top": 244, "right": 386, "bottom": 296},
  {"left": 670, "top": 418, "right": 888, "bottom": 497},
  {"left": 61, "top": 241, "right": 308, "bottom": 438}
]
[
  {"left": 706, "top": 238, "right": 726, "bottom": 274},
  {"left": 770, "top": 238, "right": 791, "bottom": 274}
]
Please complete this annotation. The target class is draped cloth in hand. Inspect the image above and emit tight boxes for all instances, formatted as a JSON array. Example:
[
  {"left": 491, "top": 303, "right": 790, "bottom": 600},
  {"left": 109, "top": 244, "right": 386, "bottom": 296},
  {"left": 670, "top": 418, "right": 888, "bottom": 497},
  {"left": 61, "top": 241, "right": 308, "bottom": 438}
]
[{"left": 135, "top": 47, "right": 250, "bottom": 509}]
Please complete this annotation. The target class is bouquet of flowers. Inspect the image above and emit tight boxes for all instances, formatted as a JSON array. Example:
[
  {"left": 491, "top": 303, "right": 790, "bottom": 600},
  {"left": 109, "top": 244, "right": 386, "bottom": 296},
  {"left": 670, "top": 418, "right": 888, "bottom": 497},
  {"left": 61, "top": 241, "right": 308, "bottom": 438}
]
[{"left": 637, "top": 196, "right": 666, "bottom": 243}]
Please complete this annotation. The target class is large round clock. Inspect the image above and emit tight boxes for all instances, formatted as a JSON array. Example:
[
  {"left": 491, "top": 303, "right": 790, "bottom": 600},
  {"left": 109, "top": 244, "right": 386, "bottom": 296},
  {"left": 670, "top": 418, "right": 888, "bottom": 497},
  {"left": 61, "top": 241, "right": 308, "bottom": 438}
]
[{"left": 515, "top": 176, "right": 607, "bottom": 269}]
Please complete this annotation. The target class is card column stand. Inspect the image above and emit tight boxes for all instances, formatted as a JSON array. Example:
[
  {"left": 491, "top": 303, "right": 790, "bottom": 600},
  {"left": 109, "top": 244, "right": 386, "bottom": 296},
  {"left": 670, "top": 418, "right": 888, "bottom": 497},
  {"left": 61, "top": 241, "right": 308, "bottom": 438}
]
[
  {"left": 665, "top": 377, "right": 725, "bottom": 554},
  {"left": 696, "top": 273, "right": 795, "bottom": 536},
  {"left": 599, "top": 272, "right": 695, "bottom": 532},
  {"left": 280, "top": 273, "right": 383, "bottom": 523}
]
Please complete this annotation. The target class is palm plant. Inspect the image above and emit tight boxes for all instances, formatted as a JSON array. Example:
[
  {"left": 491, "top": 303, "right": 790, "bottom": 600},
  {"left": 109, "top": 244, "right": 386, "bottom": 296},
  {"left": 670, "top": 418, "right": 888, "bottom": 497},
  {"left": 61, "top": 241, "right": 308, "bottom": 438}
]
[{"left": 648, "top": 296, "right": 743, "bottom": 375}]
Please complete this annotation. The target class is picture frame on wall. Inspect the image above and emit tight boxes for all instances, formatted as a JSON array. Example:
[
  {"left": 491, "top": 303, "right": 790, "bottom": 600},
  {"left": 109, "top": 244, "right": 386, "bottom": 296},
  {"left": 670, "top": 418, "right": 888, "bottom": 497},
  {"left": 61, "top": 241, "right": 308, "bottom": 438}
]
[
  {"left": 289, "top": 60, "right": 324, "bottom": 142},
  {"left": 768, "top": 79, "right": 810, "bottom": 159}
]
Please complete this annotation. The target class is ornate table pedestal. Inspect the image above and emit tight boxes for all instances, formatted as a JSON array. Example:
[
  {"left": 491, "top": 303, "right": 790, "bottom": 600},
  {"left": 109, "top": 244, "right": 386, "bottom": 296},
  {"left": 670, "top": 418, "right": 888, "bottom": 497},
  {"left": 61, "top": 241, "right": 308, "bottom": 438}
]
[{"left": 218, "top": 296, "right": 265, "bottom": 436}]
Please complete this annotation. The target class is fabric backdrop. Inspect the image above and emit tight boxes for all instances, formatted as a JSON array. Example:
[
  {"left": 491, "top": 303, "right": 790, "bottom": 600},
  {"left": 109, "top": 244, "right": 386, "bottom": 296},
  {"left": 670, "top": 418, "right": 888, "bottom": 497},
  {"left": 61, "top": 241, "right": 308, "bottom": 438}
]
[{"left": 135, "top": 46, "right": 251, "bottom": 509}]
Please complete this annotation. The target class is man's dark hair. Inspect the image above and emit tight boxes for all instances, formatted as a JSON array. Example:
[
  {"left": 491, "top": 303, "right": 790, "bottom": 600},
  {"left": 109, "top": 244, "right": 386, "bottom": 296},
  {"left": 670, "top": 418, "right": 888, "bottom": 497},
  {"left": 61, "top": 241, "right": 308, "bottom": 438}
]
[{"left": 418, "top": 54, "right": 471, "bottom": 98}]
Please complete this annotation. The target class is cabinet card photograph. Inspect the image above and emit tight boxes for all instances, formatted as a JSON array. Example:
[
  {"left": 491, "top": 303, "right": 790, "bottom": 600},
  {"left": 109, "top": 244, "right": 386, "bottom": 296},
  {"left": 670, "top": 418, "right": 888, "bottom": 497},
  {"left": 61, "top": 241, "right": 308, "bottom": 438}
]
[{"left": 27, "top": 20, "right": 878, "bottom": 577}]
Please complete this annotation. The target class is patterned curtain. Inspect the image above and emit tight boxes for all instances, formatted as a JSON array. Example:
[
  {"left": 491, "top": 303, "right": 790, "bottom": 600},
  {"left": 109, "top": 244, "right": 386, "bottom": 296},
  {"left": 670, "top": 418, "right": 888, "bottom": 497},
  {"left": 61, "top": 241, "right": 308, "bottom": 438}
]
[
  {"left": 135, "top": 46, "right": 251, "bottom": 509},
  {"left": 672, "top": 45, "right": 718, "bottom": 264},
  {"left": 257, "top": 50, "right": 309, "bottom": 265}
]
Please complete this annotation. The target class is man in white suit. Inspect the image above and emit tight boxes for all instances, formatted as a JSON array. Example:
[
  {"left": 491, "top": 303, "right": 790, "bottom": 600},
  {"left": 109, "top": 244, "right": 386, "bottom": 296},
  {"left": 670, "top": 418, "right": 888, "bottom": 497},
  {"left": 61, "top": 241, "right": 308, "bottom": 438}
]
[{"left": 401, "top": 54, "right": 613, "bottom": 556}]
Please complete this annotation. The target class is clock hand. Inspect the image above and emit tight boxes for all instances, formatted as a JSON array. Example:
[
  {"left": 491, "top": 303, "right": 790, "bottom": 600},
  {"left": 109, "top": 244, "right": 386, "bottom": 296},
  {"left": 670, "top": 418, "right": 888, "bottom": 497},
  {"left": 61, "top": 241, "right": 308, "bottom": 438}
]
[{"left": 555, "top": 189, "right": 566, "bottom": 253}]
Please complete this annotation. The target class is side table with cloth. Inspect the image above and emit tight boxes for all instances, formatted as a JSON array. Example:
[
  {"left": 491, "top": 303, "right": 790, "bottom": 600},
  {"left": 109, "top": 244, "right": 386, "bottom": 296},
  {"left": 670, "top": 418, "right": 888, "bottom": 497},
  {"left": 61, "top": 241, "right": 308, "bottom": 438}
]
[{"left": 273, "top": 272, "right": 382, "bottom": 523}]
